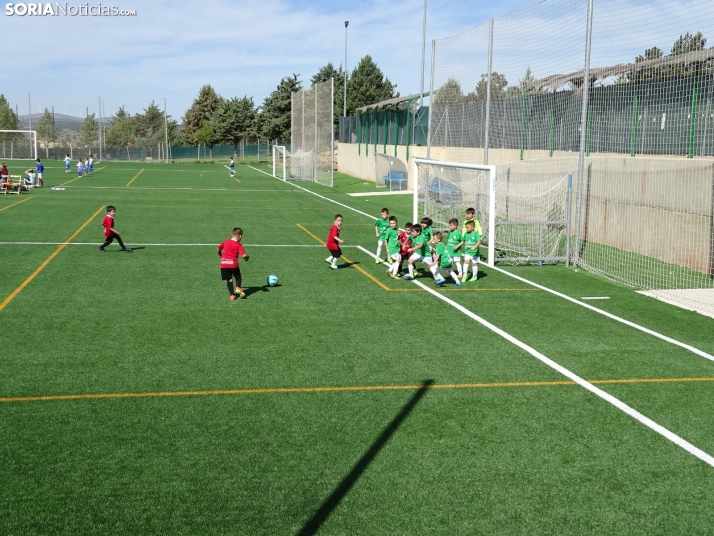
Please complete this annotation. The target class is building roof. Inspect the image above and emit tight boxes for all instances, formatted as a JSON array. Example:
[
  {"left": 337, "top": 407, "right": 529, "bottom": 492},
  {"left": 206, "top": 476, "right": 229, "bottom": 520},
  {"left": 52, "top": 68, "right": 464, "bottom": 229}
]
[{"left": 356, "top": 92, "right": 429, "bottom": 112}]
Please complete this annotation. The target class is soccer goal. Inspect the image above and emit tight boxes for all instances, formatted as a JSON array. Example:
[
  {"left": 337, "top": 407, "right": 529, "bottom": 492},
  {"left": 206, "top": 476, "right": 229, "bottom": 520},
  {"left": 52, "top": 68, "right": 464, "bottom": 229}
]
[
  {"left": 413, "top": 158, "right": 572, "bottom": 267},
  {"left": 0, "top": 130, "right": 37, "bottom": 160},
  {"left": 272, "top": 145, "right": 287, "bottom": 181},
  {"left": 375, "top": 153, "right": 409, "bottom": 191}
]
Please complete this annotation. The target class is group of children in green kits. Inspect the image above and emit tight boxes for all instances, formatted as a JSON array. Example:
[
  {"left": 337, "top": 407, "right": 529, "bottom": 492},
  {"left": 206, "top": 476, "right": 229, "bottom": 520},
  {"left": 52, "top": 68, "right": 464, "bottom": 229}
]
[{"left": 327, "top": 207, "right": 483, "bottom": 287}]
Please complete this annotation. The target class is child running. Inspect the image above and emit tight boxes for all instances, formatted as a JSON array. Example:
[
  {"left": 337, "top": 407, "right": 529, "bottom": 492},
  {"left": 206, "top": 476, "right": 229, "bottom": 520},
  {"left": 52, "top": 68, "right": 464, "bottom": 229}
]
[
  {"left": 374, "top": 208, "right": 391, "bottom": 263},
  {"left": 99, "top": 205, "right": 132, "bottom": 253},
  {"left": 229, "top": 157, "right": 235, "bottom": 177},
  {"left": 218, "top": 227, "right": 250, "bottom": 300},
  {"left": 384, "top": 216, "right": 402, "bottom": 278},
  {"left": 446, "top": 218, "right": 464, "bottom": 279},
  {"left": 462, "top": 220, "right": 482, "bottom": 282},
  {"left": 428, "top": 232, "right": 462, "bottom": 286},
  {"left": 325, "top": 214, "right": 345, "bottom": 270}
]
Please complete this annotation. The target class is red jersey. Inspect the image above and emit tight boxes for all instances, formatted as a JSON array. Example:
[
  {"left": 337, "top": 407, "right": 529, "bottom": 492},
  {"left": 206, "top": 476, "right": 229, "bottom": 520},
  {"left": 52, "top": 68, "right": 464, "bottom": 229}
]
[
  {"left": 218, "top": 239, "right": 246, "bottom": 268},
  {"left": 102, "top": 215, "right": 116, "bottom": 237},
  {"left": 398, "top": 231, "right": 412, "bottom": 256},
  {"left": 326, "top": 224, "right": 341, "bottom": 250}
]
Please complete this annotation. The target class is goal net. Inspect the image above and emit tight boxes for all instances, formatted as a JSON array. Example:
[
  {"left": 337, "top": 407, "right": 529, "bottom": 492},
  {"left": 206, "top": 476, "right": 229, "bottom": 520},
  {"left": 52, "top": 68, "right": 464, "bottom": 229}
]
[
  {"left": 291, "top": 79, "right": 334, "bottom": 186},
  {"left": 272, "top": 145, "right": 287, "bottom": 181},
  {"left": 413, "top": 158, "right": 572, "bottom": 267},
  {"left": 0, "top": 130, "right": 37, "bottom": 160},
  {"left": 375, "top": 153, "right": 409, "bottom": 191}
]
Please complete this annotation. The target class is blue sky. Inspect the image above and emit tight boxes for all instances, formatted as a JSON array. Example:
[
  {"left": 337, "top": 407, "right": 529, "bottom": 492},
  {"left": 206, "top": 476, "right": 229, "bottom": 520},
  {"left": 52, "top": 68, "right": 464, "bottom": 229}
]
[{"left": 1, "top": 0, "right": 538, "bottom": 121}]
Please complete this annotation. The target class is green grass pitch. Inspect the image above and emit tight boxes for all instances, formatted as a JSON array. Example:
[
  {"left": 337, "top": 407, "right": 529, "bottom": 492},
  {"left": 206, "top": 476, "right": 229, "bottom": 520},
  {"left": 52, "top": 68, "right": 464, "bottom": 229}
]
[{"left": 1, "top": 160, "right": 714, "bottom": 535}]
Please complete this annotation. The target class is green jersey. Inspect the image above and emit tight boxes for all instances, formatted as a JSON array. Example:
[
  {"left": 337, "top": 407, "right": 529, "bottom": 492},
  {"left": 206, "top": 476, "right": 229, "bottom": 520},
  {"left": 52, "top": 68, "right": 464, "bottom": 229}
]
[
  {"left": 447, "top": 229, "right": 463, "bottom": 256},
  {"left": 421, "top": 226, "right": 433, "bottom": 249},
  {"left": 464, "top": 230, "right": 482, "bottom": 257},
  {"left": 375, "top": 217, "right": 390, "bottom": 239},
  {"left": 433, "top": 242, "right": 453, "bottom": 268},
  {"left": 462, "top": 217, "right": 483, "bottom": 237},
  {"left": 410, "top": 232, "right": 426, "bottom": 256},
  {"left": 385, "top": 227, "right": 400, "bottom": 255}
]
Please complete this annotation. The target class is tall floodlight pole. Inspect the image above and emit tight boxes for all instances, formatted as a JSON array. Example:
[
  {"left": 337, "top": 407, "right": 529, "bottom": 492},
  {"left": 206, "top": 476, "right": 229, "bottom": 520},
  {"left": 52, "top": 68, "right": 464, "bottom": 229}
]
[
  {"left": 98, "top": 95, "right": 103, "bottom": 160},
  {"left": 164, "top": 98, "right": 169, "bottom": 163},
  {"left": 344, "top": 21, "right": 349, "bottom": 117},
  {"left": 28, "top": 94, "right": 32, "bottom": 130}
]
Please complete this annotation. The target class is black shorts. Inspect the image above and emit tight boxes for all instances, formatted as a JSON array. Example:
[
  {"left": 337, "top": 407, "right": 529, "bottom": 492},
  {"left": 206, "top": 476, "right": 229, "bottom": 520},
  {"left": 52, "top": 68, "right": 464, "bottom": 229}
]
[
  {"left": 221, "top": 267, "right": 242, "bottom": 280},
  {"left": 328, "top": 247, "right": 342, "bottom": 258}
]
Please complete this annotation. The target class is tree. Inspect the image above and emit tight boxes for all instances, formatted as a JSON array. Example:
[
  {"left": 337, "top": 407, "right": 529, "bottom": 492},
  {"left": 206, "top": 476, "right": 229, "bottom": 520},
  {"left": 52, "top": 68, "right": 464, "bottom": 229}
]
[
  {"left": 79, "top": 113, "right": 98, "bottom": 150},
  {"left": 433, "top": 77, "right": 465, "bottom": 106},
  {"left": 312, "top": 62, "right": 346, "bottom": 124},
  {"left": 0, "top": 94, "right": 19, "bottom": 148},
  {"left": 194, "top": 120, "right": 215, "bottom": 160},
  {"left": 35, "top": 108, "right": 56, "bottom": 158},
  {"left": 182, "top": 85, "right": 221, "bottom": 156},
  {"left": 671, "top": 32, "right": 706, "bottom": 56},
  {"left": 468, "top": 72, "right": 509, "bottom": 101},
  {"left": 346, "top": 56, "right": 397, "bottom": 115},
  {"left": 260, "top": 74, "right": 301, "bottom": 141},
  {"left": 133, "top": 101, "right": 168, "bottom": 157},
  {"left": 212, "top": 96, "right": 257, "bottom": 154},
  {"left": 105, "top": 107, "right": 134, "bottom": 151}
]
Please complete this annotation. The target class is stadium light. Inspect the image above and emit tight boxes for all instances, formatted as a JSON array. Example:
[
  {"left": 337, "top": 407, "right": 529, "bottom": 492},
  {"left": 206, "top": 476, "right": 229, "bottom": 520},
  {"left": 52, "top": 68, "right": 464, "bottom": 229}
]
[{"left": 344, "top": 21, "right": 349, "bottom": 117}]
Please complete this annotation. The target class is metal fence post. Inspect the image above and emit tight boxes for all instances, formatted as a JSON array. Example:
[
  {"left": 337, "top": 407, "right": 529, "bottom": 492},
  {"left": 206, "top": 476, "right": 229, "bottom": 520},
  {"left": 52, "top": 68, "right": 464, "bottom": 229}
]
[{"left": 484, "top": 18, "right": 494, "bottom": 165}]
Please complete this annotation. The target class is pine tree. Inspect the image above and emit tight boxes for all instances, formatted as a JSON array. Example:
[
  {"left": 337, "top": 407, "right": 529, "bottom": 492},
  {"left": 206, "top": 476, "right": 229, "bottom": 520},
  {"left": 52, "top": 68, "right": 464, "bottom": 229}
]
[
  {"left": 0, "top": 94, "right": 19, "bottom": 148},
  {"left": 260, "top": 74, "right": 301, "bottom": 141},
  {"left": 182, "top": 85, "right": 221, "bottom": 156},
  {"left": 79, "top": 113, "right": 98, "bottom": 151},
  {"left": 346, "top": 56, "right": 397, "bottom": 115},
  {"left": 433, "top": 78, "right": 464, "bottom": 106},
  {"left": 212, "top": 96, "right": 257, "bottom": 155},
  {"left": 35, "top": 108, "right": 56, "bottom": 158}
]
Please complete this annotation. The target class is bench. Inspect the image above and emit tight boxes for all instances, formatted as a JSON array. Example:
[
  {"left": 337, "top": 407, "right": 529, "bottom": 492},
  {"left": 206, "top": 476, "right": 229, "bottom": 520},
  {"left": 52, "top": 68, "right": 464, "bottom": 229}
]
[{"left": 381, "top": 171, "right": 407, "bottom": 191}]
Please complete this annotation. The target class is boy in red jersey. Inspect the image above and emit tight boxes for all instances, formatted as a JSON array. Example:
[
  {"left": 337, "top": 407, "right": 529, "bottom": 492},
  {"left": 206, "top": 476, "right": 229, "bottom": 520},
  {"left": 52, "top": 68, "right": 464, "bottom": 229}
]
[
  {"left": 324, "top": 214, "right": 344, "bottom": 270},
  {"left": 99, "top": 205, "right": 132, "bottom": 252},
  {"left": 218, "top": 227, "right": 250, "bottom": 300},
  {"left": 397, "top": 222, "right": 413, "bottom": 275}
]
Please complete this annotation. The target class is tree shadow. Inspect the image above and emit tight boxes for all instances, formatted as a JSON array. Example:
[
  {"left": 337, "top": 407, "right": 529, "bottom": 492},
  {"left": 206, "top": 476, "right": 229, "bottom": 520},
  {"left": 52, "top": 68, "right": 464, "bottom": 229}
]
[{"left": 296, "top": 380, "right": 434, "bottom": 536}]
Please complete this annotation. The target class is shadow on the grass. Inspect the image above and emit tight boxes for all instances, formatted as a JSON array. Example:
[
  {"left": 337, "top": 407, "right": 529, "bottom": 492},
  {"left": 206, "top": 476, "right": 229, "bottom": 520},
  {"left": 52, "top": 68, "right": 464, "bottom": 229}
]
[
  {"left": 296, "top": 380, "right": 434, "bottom": 536},
  {"left": 243, "top": 284, "right": 280, "bottom": 298}
]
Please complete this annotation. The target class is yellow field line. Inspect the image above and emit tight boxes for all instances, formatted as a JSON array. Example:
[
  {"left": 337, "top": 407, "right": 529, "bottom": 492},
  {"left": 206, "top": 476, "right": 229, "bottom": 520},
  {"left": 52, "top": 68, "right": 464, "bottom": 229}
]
[
  {"left": 3, "top": 377, "right": 713, "bottom": 404},
  {"left": 59, "top": 176, "right": 81, "bottom": 186},
  {"left": 125, "top": 168, "right": 144, "bottom": 187},
  {"left": 233, "top": 176, "right": 241, "bottom": 184},
  {"left": 296, "top": 223, "right": 390, "bottom": 291},
  {"left": 0, "top": 205, "right": 105, "bottom": 313},
  {"left": 0, "top": 196, "right": 33, "bottom": 212}
]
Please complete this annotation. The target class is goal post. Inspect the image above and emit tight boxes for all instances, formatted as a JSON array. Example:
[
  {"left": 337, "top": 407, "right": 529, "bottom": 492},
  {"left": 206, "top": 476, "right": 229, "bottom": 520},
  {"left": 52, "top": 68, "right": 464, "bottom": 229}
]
[
  {"left": 272, "top": 145, "right": 287, "bottom": 181},
  {"left": 413, "top": 158, "right": 496, "bottom": 267},
  {"left": 0, "top": 130, "right": 37, "bottom": 160},
  {"left": 412, "top": 158, "right": 572, "bottom": 268}
]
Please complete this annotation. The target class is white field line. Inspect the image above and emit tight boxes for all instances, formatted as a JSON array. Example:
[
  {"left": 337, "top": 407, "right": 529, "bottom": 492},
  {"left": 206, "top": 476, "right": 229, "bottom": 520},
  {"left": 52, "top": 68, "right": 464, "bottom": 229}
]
[
  {"left": 60, "top": 186, "right": 298, "bottom": 192},
  {"left": 491, "top": 266, "right": 714, "bottom": 364},
  {"left": 355, "top": 246, "right": 714, "bottom": 469},
  {"left": 581, "top": 297, "right": 610, "bottom": 300},
  {"left": 251, "top": 163, "right": 714, "bottom": 365},
  {"left": 0, "top": 242, "right": 338, "bottom": 247}
]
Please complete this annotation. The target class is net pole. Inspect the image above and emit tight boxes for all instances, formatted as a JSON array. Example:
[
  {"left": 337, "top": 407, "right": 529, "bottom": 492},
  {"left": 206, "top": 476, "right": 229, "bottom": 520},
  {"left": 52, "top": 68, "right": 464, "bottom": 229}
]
[
  {"left": 412, "top": 158, "right": 419, "bottom": 224},
  {"left": 573, "top": 0, "right": 594, "bottom": 267},
  {"left": 331, "top": 77, "right": 335, "bottom": 187},
  {"left": 426, "top": 39, "right": 436, "bottom": 159},
  {"left": 565, "top": 173, "right": 572, "bottom": 268},
  {"left": 419, "top": 0, "right": 427, "bottom": 109},
  {"left": 487, "top": 167, "right": 496, "bottom": 268},
  {"left": 314, "top": 86, "right": 318, "bottom": 182},
  {"left": 484, "top": 17, "right": 494, "bottom": 165},
  {"left": 272, "top": 146, "right": 276, "bottom": 177}
]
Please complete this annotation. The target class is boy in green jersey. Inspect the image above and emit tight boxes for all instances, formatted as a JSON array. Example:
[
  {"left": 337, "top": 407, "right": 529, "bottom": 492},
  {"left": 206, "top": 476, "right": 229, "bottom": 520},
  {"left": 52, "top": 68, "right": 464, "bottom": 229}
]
[
  {"left": 384, "top": 216, "right": 402, "bottom": 278},
  {"left": 428, "top": 232, "right": 462, "bottom": 286},
  {"left": 374, "top": 208, "right": 391, "bottom": 263},
  {"left": 420, "top": 217, "right": 435, "bottom": 262},
  {"left": 403, "top": 225, "right": 427, "bottom": 280},
  {"left": 446, "top": 218, "right": 465, "bottom": 279},
  {"left": 463, "top": 207, "right": 483, "bottom": 237},
  {"left": 462, "top": 220, "right": 482, "bottom": 282}
]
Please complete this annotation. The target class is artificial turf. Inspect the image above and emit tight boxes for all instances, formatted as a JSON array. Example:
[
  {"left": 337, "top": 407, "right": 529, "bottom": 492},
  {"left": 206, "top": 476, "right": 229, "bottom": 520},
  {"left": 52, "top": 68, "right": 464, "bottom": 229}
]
[{"left": 1, "top": 160, "right": 713, "bottom": 535}]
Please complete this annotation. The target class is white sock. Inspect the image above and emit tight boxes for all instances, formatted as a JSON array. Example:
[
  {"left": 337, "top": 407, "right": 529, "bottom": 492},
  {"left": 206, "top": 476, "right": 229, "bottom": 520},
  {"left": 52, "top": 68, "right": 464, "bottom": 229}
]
[
  {"left": 376, "top": 242, "right": 383, "bottom": 257},
  {"left": 473, "top": 264, "right": 478, "bottom": 277},
  {"left": 449, "top": 270, "right": 460, "bottom": 284},
  {"left": 430, "top": 265, "right": 440, "bottom": 278},
  {"left": 455, "top": 261, "right": 462, "bottom": 276},
  {"left": 325, "top": 256, "right": 333, "bottom": 262},
  {"left": 408, "top": 263, "right": 414, "bottom": 276}
]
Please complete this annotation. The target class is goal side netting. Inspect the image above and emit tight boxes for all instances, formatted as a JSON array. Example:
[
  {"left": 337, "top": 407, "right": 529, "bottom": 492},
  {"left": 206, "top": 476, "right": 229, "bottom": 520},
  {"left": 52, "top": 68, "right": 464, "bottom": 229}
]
[
  {"left": 413, "top": 158, "right": 572, "bottom": 267},
  {"left": 0, "top": 130, "right": 37, "bottom": 160},
  {"left": 291, "top": 78, "right": 334, "bottom": 187}
]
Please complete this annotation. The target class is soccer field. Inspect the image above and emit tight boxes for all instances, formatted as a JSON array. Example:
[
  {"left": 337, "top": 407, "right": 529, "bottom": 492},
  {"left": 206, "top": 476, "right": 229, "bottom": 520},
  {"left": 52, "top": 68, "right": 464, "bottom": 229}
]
[{"left": 1, "top": 161, "right": 714, "bottom": 535}]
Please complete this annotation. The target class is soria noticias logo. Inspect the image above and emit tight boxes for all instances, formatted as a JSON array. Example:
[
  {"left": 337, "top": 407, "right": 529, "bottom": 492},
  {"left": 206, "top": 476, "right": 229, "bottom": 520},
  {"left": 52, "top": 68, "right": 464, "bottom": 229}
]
[{"left": 5, "top": 3, "right": 137, "bottom": 16}]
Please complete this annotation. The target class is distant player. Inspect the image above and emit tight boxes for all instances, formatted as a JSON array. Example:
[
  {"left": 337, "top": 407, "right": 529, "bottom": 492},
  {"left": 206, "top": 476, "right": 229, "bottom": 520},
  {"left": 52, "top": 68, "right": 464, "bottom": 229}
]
[
  {"left": 374, "top": 208, "right": 390, "bottom": 263},
  {"left": 76, "top": 159, "right": 83, "bottom": 177},
  {"left": 384, "top": 216, "right": 401, "bottom": 279},
  {"left": 325, "top": 214, "right": 345, "bottom": 271},
  {"left": 99, "top": 205, "right": 132, "bottom": 253},
  {"left": 446, "top": 218, "right": 464, "bottom": 278},
  {"left": 89, "top": 155, "right": 94, "bottom": 174},
  {"left": 64, "top": 154, "right": 71, "bottom": 173},
  {"left": 23, "top": 167, "right": 36, "bottom": 188},
  {"left": 35, "top": 158, "right": 44, "bottom": 187},
  {"left": 462, "top": 220, "right": 482, "bottom": 282},
  {"left": 229, "top": 157, "right": 235, "bottom": 177},
  {"left": 428, "top": 232, "right": 461, "bottom": 286},
  {"left": 83, "top": 157, "right": 89, "bottom": 175},
  {"left": 218, "top": 227, "right": 250, "bottom": 300}
]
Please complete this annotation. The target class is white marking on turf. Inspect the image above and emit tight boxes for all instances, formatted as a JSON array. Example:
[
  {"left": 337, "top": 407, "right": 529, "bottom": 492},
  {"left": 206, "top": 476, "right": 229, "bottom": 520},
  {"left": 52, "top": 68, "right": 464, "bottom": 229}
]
[
  {"left": 491, "top": 266, "right": 714, "bottom": 364},
  {"left": 355, "top": 245, "right": 714, "bottom": 469},
  {"left": 581, "top": 297, "right": 610, "bottom": 300},
  {"left": 250, "top": 163, "right": 714, "bottom": 365},
  {"left": 62, "top": 186, "right": 298, "bottom": 192}
]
